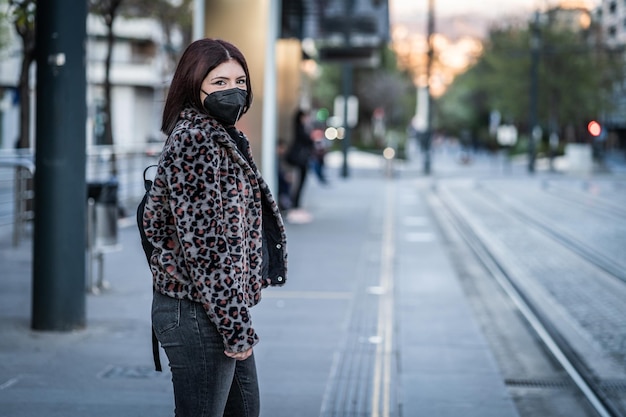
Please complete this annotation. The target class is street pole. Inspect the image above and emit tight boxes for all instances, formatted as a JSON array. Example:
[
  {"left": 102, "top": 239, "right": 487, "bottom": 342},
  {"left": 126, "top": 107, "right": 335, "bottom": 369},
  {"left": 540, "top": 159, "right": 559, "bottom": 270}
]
[
  {"left": 262, "top": 0, "right": 280, "bottom": 192},
  {"left": 528, "top": 10, "right": 540, "bottom": 174},
  {"left": 32, "top": 0, "right": 87, "bottom": 330},
  {"left": 340, "top": 0, "right": 356, "bottom": 178},
  {"left": 192, "top": 0, "right": 206, "bottom": 41},
  {"left": 423, "top": 0, "right": 435, "bottom": 175},
  {"left": 341, "top": 63, "right": 353, "bottom": 178}
]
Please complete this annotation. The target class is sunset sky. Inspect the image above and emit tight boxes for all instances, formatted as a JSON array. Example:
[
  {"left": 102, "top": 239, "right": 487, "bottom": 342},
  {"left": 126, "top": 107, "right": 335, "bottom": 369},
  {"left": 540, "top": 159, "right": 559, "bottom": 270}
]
[
  {"left": 387, "top": 0, "right": 601, "bottom": 93},
  {"left": 391, "top": 0, "right": 535, "bottom": 19},
  {"left": 389, "top": 0, "right": 601, "bottom": 38},
  {"left": 390, "top": 0, "right": 599, "bottom": 20}
]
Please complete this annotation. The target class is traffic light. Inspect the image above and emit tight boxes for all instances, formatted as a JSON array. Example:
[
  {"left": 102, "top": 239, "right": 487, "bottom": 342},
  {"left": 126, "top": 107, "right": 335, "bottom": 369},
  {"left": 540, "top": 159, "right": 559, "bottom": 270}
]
[{"left": 587, "top": 120, "right": 602, "bottom": 137}]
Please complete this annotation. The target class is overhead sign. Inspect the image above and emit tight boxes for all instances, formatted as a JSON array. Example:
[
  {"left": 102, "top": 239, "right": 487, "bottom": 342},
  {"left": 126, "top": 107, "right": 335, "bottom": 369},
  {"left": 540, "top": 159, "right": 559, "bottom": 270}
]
[
  {"left": 333, "top": 95, "right": 359, "bottom": 128},
  {"left": 313, "top": 0, "right": 390, "bottom": 65}
]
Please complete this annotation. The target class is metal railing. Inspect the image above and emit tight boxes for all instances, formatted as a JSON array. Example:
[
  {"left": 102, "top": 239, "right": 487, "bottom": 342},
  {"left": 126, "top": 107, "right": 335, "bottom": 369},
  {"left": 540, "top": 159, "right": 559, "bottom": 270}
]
[
  {"left": 0, "top": 153, "right": 36, "bottom": 247},
  {"left": 0, "top": 146, "right": 160, "bottom": 248}
]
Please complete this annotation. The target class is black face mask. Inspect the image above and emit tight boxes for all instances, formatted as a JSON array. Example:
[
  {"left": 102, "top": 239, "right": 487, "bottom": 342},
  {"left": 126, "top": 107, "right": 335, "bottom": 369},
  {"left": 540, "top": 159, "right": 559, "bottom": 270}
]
[{"left": 202, "top": 88, "right": 247, "bottom": 126}]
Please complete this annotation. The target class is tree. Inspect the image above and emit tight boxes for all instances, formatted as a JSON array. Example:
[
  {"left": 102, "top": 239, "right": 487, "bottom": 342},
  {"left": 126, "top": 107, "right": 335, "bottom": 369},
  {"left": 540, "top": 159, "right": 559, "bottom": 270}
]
[
  {"left": 8, "top": 0, "right": 35, "bottom": 150},
  {"left": 0, "top": 0, "right": 11, "bottom": 51},
  {"left": 87, "top": 0, "right": 193, "bottom": 176},
  {"left": 311, "top": 47, "right": 416, "bottom": 151},
  {"left": 436, "top": 68, "right": 490, "bottom": 145},
  {"left": 438, "top": 15, "right": 625, "bottom": 150},
  {"left": 355, "top": 47, "right": 415, "bottom": 132},
  {"left": 88, "top": 0, "right": 123, "bottom": 156},
  {"left": 121, "top": 0, "right": 193, "bottom": 71}
]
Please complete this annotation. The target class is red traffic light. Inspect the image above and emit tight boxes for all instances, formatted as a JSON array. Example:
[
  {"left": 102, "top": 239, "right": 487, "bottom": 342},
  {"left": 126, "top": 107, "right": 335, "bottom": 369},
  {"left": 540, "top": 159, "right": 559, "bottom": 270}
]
[{"left": 587, "top": 120, "right": 602, "bottom": 137}]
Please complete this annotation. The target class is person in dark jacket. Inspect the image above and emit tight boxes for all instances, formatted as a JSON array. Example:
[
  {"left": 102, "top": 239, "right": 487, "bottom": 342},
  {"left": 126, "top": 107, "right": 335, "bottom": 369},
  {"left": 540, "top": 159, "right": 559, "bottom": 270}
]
[
  {"left": 142, "top": 38, "right": 287, "bottom": 417},
  {"left": 285, "top": 109, "right": 314, "bottom": 223}
]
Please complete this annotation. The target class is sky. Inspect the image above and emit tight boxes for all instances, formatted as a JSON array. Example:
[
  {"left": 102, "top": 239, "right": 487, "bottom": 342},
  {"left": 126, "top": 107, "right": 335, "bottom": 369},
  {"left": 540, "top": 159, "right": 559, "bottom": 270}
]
[
  {"left": 387, "top": 0, "right": 601, "bottom": 94},
  {"left": 391, "top": 0, "right": 537, "bottom": 19},
  {"left": 390, "top": 0, "right": 598, "bottom": 20},
  {"left": 389, "top": 0, "right": 600, "bottom": 38}
]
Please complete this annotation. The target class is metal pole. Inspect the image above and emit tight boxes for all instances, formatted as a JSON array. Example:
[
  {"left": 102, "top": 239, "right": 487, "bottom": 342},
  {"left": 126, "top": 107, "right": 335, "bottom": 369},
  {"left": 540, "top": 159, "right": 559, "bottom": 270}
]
[
  {"left": 341, "top": 0, "right": 355, "bottom": 178},
  {"left": 423, "top": 0, "right": 435, "bottom": 175},
  {"left": 341, "top": 63, "right": 353, "bottom": 178},
  {"left": 32, "top": 0, "right": 87, "bottom": 330},
  {"left": 193, "top": 0, "right": 206, "bottom": 41},
  {"left": 12, "top": 167, "right": 24, "bottom": 247},
  {"left": 262, "top": 0, "right": 280, "bottom": 192},
  {"left": 528, "top": 10, "right": 540, "bottom": 174}
]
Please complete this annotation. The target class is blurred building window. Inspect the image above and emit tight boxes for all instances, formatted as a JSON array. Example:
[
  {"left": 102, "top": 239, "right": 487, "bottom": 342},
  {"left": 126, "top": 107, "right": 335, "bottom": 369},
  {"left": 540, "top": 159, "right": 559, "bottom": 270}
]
[
  {"left": 130, "top": 40, "right": 157, "bottom": 65},
  {"left": 608, "top": 25, "right": 617, "bottom": 37}
]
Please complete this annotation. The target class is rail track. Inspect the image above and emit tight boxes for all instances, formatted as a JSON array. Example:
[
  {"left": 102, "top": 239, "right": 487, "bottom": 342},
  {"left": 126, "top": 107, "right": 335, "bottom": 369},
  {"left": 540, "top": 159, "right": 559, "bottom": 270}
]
[{"left": 428, "top": 177, "right": 626, "bottom": 417}]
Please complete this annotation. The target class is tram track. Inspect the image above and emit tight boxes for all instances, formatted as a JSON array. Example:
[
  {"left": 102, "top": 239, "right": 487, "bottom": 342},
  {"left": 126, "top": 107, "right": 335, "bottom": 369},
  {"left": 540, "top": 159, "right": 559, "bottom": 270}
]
[
  {"left": 428, "top": 181, "right": 626, "bottom": 417},
  {"left": 541, "top": 180, "right": 626, "bottom": 220},
  {"left": 476, "top": 183, "right": 626, "bottom": 284}
]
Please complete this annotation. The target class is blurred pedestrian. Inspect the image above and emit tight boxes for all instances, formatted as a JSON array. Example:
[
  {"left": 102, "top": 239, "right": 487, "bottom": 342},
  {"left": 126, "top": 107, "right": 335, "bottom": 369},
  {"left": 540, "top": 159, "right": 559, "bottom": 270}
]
[
  {"left": 284, "top": 109, "right": 314, "bottom": 223},
  {"left": 311, "top": 128, "right": 329, "bottom": 184},
  {"left": 276, "top": 138, "right": 293, "bottom": 211},
  {"left": 141, "top": 38, "right": 287, "bottom": 417}
]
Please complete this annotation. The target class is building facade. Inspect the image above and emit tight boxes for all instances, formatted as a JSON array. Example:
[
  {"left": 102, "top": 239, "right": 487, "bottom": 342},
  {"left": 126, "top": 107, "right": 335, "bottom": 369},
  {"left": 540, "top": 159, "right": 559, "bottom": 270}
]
[
  {"left": 599, "top": 0, "right": 626, "bottom": 46},
  {"left": 0, "top": 13, "right": 172, "bottom": 152},
  {"left": 597, "top": 0, "right": 626, "bottom": 136}
]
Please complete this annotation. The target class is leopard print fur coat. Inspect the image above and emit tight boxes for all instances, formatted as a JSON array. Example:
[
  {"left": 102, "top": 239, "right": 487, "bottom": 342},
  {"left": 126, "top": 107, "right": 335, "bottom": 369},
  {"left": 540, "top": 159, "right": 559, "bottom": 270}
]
[{"left": 143, "top": 108, "right": 287, "bottom": 353}]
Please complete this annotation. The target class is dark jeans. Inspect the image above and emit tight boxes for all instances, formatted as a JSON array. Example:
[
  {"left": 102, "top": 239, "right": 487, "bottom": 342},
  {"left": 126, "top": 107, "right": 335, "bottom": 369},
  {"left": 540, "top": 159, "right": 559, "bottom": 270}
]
[{"left": 152, "top": 291, "right": 260, "bottom": 417}]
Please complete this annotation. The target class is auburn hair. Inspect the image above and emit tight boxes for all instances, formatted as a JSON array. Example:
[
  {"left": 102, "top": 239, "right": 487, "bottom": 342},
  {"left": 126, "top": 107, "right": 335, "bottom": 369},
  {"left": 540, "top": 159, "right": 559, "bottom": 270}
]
[{"left": 161, "top": 38, "right": 253, "bottom": 135}]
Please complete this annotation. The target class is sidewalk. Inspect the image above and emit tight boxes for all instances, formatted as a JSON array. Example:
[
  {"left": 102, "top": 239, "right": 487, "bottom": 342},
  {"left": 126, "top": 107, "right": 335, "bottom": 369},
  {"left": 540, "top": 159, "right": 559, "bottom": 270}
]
[{"left": 0, "top": 150, "right": 520, "bottom": 417}]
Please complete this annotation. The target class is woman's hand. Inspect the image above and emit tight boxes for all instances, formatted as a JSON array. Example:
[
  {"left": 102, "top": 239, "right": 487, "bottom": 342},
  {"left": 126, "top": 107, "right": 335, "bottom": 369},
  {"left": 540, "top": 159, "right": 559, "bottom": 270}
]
[{"left": 224, "top": 348, "right": 253, "bottom": 361}]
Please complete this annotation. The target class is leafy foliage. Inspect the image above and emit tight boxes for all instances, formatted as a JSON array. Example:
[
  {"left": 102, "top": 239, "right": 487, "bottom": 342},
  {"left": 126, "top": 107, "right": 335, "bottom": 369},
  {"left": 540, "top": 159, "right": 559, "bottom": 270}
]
[
  {"left": 8, "top": 0, "right": 36, "bottom": 149},
  {"left": 0, "top": 0, "right": 12, "bottom": 51},
  {"left": 355, "top": 47, "right": 415, "bottom": 130},
  {"left": 119, "top": 0, "right": 193, "bottom": 68},
  {"left": 310, "top": 46, "right": 416, "bottom": 151},
  {"left": 438, "top": 17, "right": 625, "bottom": 147},
  {"left": 8, "top": 0, "right": 34, "bottom": 38},
  {"left": 88, "top": 0, "right": 124, "bottom": 153}
]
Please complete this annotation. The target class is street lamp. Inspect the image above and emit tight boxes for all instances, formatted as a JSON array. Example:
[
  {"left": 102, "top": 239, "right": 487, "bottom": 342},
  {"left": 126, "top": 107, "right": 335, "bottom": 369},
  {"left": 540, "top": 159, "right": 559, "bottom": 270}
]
[
  {"left": 390, "top": 3, "right": 435, "bottom": 176},
  {"left": 423, "top": 0, "right": 435, "bottom": 175},
  {"left": 528, "top": 10, "right": 541, "bottom": 174}
]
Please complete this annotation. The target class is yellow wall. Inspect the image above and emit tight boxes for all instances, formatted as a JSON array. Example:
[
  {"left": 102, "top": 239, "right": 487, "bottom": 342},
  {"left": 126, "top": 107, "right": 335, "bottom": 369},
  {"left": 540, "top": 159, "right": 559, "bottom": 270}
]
[
  {"left": 203, "top": 0, "right": 268, "bottom": 164},
  {"left": 203, "top": 0, "right": 303, "bottom": 168},
  {"left": 276, "top": 39, "right": 303, "bottom": 145}
]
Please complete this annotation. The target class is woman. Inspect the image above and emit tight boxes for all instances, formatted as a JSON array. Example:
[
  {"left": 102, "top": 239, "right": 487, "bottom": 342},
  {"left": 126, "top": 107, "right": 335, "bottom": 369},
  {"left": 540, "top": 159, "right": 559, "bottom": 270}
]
[{"left": 142, "top": 38, "right": 287, "bottom": 417}]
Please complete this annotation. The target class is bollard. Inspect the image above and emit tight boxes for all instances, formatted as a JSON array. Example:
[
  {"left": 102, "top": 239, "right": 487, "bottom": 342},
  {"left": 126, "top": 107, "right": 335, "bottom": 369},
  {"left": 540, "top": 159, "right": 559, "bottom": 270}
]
[
  {"left": 383, "top": 147, "right": 396, "bottom": 178},
  {"left": 87, "top": 179, "right": 119, "bottom": 247},
  {"left": 86, "top": 178, "right": 120, "bottom": 293}
]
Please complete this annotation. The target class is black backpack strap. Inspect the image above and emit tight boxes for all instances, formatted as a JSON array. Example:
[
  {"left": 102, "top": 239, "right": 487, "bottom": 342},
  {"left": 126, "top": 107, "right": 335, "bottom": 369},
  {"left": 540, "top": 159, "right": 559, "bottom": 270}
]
[
  {"left": 137, "top": 165, "right": 157, "bottom": 263},
  {"left": 152, "top": 326, "right": 162, "bottom": 372},
  {"left": 142, "top": 164, "right": 156, "bottom": 192},
  {"left": 137, "top": 165, "right": 162, "bottom": 372}
]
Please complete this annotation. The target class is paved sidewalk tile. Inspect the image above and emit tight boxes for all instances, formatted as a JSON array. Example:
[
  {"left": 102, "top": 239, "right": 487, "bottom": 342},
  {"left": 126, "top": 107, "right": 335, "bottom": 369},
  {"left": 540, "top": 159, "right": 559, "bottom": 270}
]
[{"left": 0, "top": 152, "right": 525, "bottom": 417}]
